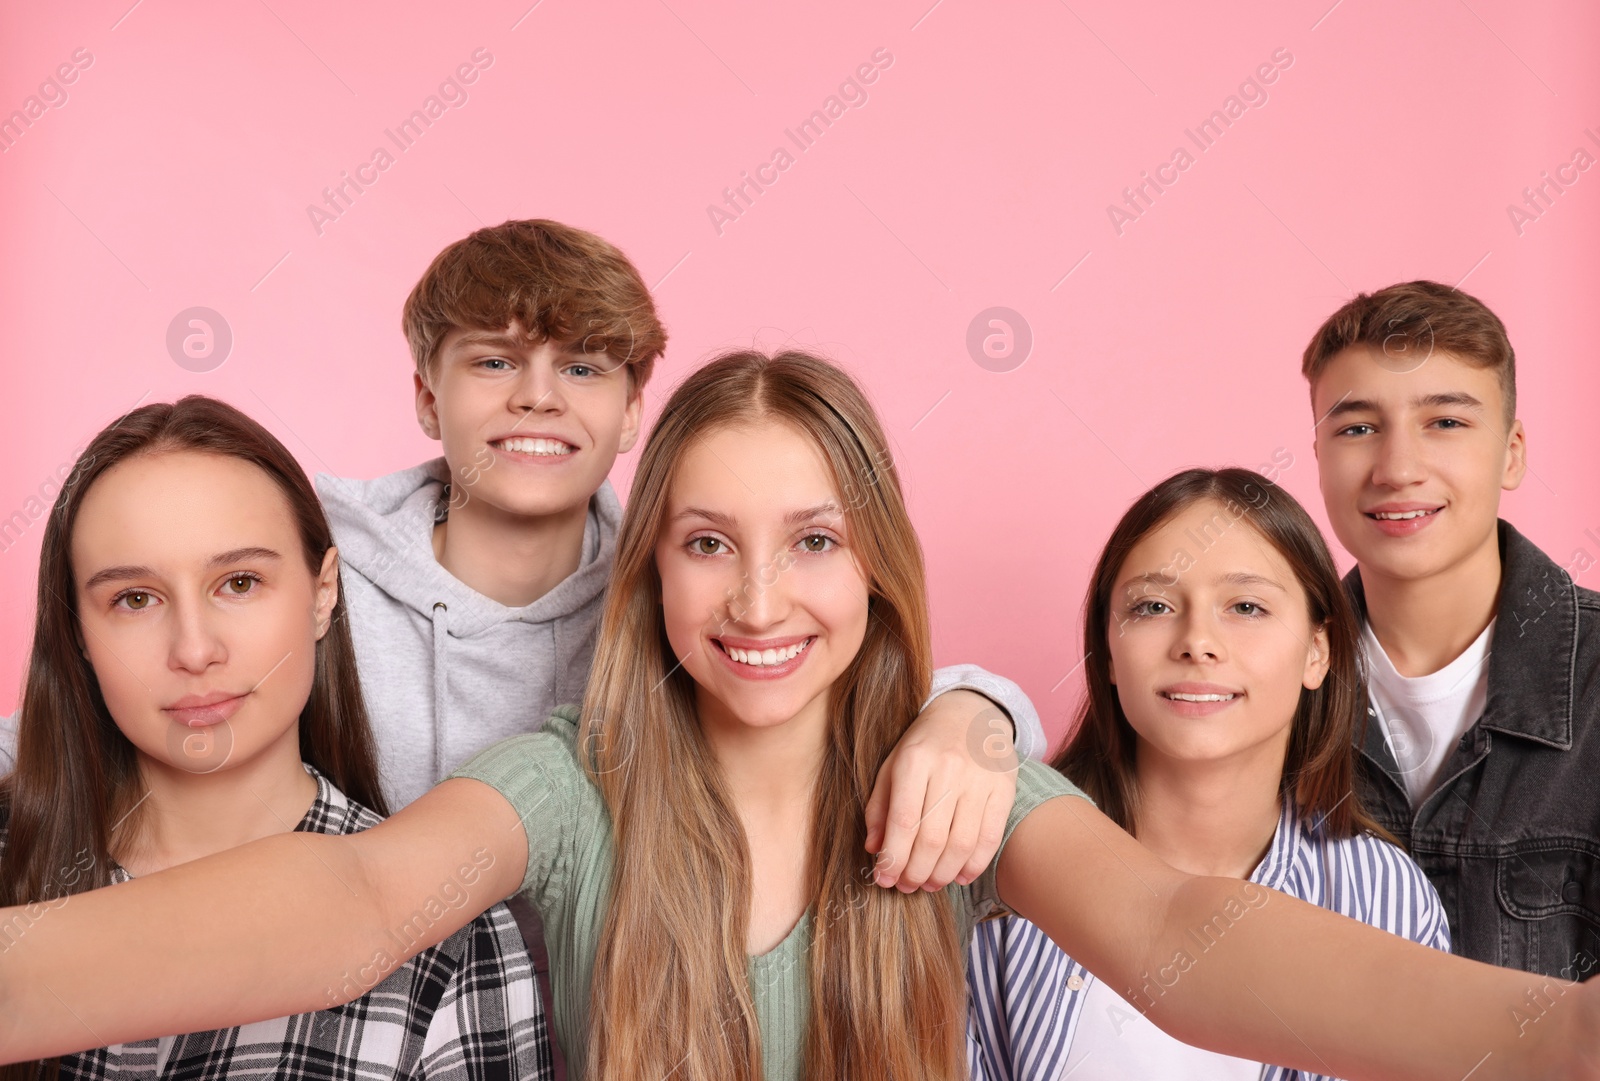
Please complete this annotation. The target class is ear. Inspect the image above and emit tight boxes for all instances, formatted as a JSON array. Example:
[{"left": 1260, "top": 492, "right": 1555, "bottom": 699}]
[
  {"left": 617, "top": 380, "right": 645, "bottom": 455},
  {"left": 313, "top": 546, "right": 341, "bottom": 640},
  {"left": 1302, "top": 621, "right": 1331, "bottom": 691},
  {"left": 1502, "top": 417, "right": 1527, "bottom": 493},
  {"left": 415, "top": 371, "right": 443, "bottom": 441}
]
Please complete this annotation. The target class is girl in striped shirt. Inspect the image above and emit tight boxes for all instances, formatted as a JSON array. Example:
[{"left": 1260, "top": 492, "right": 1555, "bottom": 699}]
[{"left": 968, "top": 467, "right": 1450, "bottom": 1080}]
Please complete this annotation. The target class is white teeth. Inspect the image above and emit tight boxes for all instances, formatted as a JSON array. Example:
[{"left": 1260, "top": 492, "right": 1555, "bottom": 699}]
[
  {"left": 1372, "top": 509, "right": 1436, "bottom": 520},
  {"left": 497, "top": 437, "right": 574, "bottom": 456},
  {"left": 725, "top": 639, "right": 812, "bottom": 666},
  {"left": 1166, "top": 693, "right": 1236, "bottom": 702}
]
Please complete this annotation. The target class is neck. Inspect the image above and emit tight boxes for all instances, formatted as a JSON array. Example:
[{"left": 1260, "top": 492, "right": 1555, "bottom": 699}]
[
  {"left": 1131, "top": 738, "right": 1285, "bottom": 879},
  {"left": 115, "top": 723, "right": 318, "bottom": 877},
  {"left": 696, "top": 691, "right": 830, "bottom": 823},
  {"left": 432, "top": 491, "right": 591, "bottom": 608},
  {"left": 1360, "top": 527, "right": 1503, "bottom": 677}
]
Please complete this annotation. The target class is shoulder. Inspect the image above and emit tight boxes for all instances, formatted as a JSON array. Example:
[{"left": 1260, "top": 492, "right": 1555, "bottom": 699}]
[
  {"left": 301, "top": 767, "right": 385, "bottom": 835},
  {"left": 446, "top": 706, "right": 596, "bottom": 820}
]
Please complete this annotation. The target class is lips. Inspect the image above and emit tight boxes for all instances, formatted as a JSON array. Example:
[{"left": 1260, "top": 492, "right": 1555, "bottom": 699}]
[
  {"left": 488, "top": 432, "right": 579, "bottom": 462},
  {"left": 163, "top": 691, "right": 248, "bottom": 728},
  {"left": 1158, "top": 682, "right": 1241, "bottom": 717},
  {"left": 1363, "top": 502, "right": 1443, "bottom": 537},
  {"left": 711, "top": 635, "right": 816, "bottom": 681}
]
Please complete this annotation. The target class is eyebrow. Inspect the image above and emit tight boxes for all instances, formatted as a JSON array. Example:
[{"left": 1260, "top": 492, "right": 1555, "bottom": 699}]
[
  {"left": 1119, "top": 570, "right": 1287, "bottom": 593},
  {"left": 1323, "top": 391, "right": 1485, "bottom": 420},
  {"left": 83, "top": 547, "right": 284, "bottom": 590},
  {"left": 447, "top": 330, "right": 535, "bottom": 351},
  {"left": 670, "top": 502, "right": 844, "bottom": 530}
]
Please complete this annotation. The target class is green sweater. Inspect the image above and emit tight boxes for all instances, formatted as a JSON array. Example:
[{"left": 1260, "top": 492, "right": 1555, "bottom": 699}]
[{"left": 449, "top": 705, "right": 1088, "bottom": 1079}]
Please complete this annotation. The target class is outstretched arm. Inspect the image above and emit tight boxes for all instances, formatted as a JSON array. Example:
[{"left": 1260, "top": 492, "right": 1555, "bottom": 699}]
[
  {"left": 0, "top": 776, "right": 530, "bottom": 1062},
  {"left": 997, "top": 795, "right": 1600, "bottom": 1081}
]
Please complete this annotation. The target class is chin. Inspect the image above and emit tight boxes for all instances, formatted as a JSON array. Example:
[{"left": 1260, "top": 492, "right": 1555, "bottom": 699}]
[{"left": 719, "top": 690, "right": 821, "bottom": 729}]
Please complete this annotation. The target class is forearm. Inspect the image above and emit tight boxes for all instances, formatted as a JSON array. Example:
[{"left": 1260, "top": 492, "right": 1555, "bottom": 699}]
[
  {"left": 1146, "top": 875, "right": 1567, "bottom": 1080},
  {"left": 0, "top": 829, "right": 395, "bottom": 1061},
  {"left": 999, "top": 797, "right": 1579, "bottom": 1081}
]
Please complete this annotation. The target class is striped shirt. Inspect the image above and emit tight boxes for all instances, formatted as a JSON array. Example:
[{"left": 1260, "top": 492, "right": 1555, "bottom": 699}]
[
  {"left": 3, "top": 764, "right": 553, "bottom": 1081},
  {"left": 966, "top": 799, "right": 1451, "bottom": 1081}
]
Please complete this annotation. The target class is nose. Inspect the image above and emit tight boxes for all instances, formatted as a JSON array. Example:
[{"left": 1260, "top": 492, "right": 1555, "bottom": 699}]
[
  {"left": 1370, "top": 426, "right": 1426, "bottom": 489},
  {"left": 508, "top": 359, "right": 565, "bottom": 417},
  {"left": 1173, "top": 609, "right": 1224, "bottom": 664},
  {"left": 168, "top": 596, "right": 227, "bottom": 675},
  {"left": 722, "top": 546, "right": 794, "bottom": 632}
]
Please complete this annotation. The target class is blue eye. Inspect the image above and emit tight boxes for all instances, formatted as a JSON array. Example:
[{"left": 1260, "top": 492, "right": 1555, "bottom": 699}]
[
  {"left": 565, "top": 364, "right": 597, "bottom": 378},
  {"left": 1336, "top": 423, "right": 1375, "bottom": 437},
  {"left": 479, "top": 357, "right": 512, "bottom": 371}
]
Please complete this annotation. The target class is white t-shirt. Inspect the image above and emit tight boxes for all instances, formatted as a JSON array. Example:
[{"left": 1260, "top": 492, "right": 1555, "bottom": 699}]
[
  {"left": 1062, "top": 976, "right": 1262, "bottom": 1079},
  {"left": 1363, "top": 619, "right": 1494, "bottom": 806}
]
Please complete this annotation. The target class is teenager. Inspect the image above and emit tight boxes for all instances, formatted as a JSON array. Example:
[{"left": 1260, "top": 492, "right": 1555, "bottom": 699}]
[
  {"left": 1303, "top": 281, "right": 1600, "bottom": 981},
  {"left": 966, "top": 468, "right": 1450, "bottom": 1080},
  {"left": 2, "top": 353, "right": 1597, "bottom": 1081},
  {"left": 0, "top": 397, "right": 549, "bottom": 1079}
]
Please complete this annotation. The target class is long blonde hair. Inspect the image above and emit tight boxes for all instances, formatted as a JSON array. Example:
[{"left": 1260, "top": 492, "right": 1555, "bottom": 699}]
[{"left": 581, "top": 351, "right": 966, "bottom": 1080}]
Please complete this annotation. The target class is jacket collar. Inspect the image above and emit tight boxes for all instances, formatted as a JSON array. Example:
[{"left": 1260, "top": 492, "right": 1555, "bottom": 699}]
[{"left": 1345, "top": 519, "right": 1577, "bottom": 751}]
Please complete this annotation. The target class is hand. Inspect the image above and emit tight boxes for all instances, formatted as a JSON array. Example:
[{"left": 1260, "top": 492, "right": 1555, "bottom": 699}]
[{"left": 862, "top": 689, "right": 1020, "bottom": 893}]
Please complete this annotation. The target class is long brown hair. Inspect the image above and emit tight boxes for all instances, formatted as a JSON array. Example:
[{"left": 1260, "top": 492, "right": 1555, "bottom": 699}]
[
  {"left": 1054, "top": 468, "right": 1391, "bottom": 843},
  {"left": 581, "top": 351, "right": 966, "bottom": 1081},
  {"left": 1, "top": 394, "right": 387, "bottom": 903}
]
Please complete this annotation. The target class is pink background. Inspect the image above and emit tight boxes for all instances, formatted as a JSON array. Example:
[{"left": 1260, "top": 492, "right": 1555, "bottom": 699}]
[{"left": 2, "top": 0, "right": 1597, "bottom": 744}]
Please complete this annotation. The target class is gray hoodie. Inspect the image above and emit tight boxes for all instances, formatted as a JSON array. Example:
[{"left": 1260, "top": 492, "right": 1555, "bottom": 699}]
[{"left": 317, "top": 459, "right": 621, "bottom": 809}]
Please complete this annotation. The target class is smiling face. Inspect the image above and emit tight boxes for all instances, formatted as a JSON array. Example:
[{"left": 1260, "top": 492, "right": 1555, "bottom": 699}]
[
  {"left": 1107, "top": 499, "right": 1330, "bottom": 771},
  {"left": 1311, "top": 346, "right": 1526, "bottom": 584},
  {"left": 415, "top": 322, "right": 643, "bottom": 519},
  {"left": 654, "top": 422, "right": 871, "bottom": 736},
  {"left": 71, "top": 450, "right": 337, "bottom": 777}
]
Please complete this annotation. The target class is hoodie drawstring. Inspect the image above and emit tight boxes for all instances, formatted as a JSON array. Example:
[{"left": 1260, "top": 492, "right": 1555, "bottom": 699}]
[{"left": 431, "top": 601, "right": 449, "bottom": 784}]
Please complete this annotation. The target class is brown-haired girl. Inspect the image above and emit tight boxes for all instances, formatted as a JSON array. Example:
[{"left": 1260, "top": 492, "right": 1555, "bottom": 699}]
[
  {"left": 3, "top": 363, "right": 1599, "bottom": 1081},
  {"left": 968, "top": 468, "right": 1449, "bottom": 1080},
  {"left": 0, "top": 396, "right": 548, "bottom": 1080}
]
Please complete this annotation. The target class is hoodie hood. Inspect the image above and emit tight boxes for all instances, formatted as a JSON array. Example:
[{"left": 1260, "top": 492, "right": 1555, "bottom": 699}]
[{"left": 317, "top": 458, "right": 620, "bottom": 634}]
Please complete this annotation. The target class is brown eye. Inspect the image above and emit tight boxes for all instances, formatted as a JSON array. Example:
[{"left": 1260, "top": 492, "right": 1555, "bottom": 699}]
[
  {"left": 124, "top": 592, "right": 150, "bottom": 610},
  {"left": 224, "top": 576, "right": 256, "bottom": 595},
  {"left": 692, "top": 537, "right": 723, "bottom": 555}
]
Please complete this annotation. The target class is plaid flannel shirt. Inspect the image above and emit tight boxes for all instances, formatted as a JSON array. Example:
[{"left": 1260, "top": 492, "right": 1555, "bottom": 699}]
[{"left": 6, "top": 764, "right": 553, "bottom": 1081}]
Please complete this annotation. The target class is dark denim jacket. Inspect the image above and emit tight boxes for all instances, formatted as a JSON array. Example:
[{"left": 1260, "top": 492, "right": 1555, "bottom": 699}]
[{"left": 1350, "top": 520, "right": 1600, "bottom": 982}]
